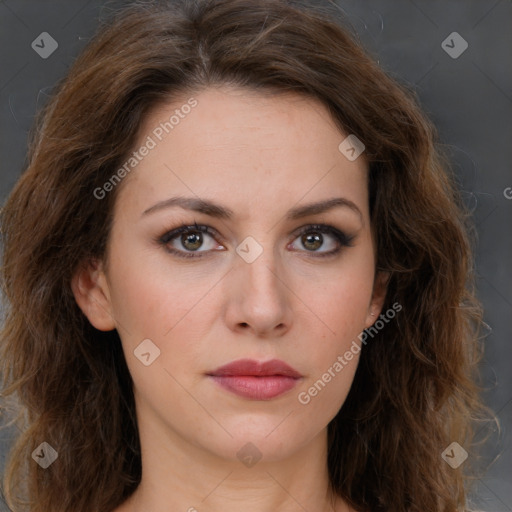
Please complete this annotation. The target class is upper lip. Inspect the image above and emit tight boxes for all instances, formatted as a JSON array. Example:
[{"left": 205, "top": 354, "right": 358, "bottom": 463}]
[{"left": 208, "top": 358, "right": 302, "bottom": 378}]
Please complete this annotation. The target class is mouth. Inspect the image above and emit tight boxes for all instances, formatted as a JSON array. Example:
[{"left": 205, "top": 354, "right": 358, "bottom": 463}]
[{"left": 206, "top": 358, "right": 303, "bottom": 401}]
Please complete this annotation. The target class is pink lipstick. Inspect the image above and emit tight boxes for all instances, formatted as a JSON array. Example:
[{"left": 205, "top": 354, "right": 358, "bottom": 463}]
[{"left": 207, "top": 358, "right": 302, "bottom": 400}]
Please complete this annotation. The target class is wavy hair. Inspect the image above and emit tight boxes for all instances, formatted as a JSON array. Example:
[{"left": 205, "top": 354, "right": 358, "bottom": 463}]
[{"left": 1, "top": 0, "right": 489, "bottom": 510}]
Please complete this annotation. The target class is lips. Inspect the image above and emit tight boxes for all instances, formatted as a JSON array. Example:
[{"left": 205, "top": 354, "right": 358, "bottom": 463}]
[{"left": 207, "top": 358, "right": 302, "bottom": 400}]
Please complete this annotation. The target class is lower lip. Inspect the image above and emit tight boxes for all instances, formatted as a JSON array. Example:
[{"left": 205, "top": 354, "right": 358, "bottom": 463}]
[{"left": 209, "top": 375, "right": 300, "bottom": 400}]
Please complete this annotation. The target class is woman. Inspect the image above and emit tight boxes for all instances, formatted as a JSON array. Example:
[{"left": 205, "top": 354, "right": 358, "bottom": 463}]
[{"left": 0, "top": 1, "right": 488, "bottom": 511}]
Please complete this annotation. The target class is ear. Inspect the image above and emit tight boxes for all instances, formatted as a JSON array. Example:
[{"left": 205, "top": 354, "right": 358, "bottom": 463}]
[
  {"left": 364, "top": 270, "right": 390, "bottom": 329},
  {"left": 71, "top": 259, "right": 116, "bottom": 331}
]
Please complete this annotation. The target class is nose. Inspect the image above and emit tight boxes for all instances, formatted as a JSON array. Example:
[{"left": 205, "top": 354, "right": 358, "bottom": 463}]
[{"left": 223, "top": 249, "right": 293, "bottom": 338}]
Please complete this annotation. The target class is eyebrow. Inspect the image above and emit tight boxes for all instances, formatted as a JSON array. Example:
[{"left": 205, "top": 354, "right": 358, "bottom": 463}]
[{"left": 142, "top": 196, "right": 363, "bottom": 221}]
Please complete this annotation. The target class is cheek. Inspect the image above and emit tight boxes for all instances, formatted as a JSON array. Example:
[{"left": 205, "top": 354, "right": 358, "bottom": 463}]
[
  {"left": 306, "top": 256, "right": 375, "bottom": 342},
  {"left": 296, "top": 350, "right": 360, "bottom": 421},
  {"left": 320, "top": 277, "right": 373, "bottom": 329},
  {"left": 294, "top": 255, "right": 374, "bottom": 395},
  {"left": 107, "top": 245, "right": 215, "bottom": 338},
  {"left": 292, "top": 278, "right": 370, "bottom": 420},
  {"left": 106, "top": 252, "right": 227, "bottom": 392},
  {"left": 107, "top": 233, "right": 376, "bottom": 367},
  {"left": 298, "top": 281, "right": 367, "bottom": 391}
]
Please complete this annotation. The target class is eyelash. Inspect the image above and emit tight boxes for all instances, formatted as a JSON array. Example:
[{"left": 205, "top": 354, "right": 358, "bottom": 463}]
[{"left": 157, "top": 222, "right": 355, "bottom": 259}]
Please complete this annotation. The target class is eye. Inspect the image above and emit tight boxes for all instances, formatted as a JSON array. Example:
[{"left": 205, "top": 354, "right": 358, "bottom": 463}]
[
  {"left": 159, "top": 223, "right": 224, "bottom": 258},
  {"left": 288, "top": 224, "right": 354, "bottom": 257},
  {"left": 158, "top": 222, "right": 354, "bottom": 260}
]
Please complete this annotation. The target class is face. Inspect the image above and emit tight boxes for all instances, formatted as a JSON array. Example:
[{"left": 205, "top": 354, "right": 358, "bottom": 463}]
[{"left": 74, "top": 86, "right": 387, "bottom": 466}]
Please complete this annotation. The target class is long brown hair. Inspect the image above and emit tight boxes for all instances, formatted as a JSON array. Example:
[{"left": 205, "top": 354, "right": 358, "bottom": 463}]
[{"left": 1, "top": 1, "right": 489, "bottom": 510}]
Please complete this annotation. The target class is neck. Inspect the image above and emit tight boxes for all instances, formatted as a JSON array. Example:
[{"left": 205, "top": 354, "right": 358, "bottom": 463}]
[{"left": 119, "top": 406, "right": 347, "bottom": 512}]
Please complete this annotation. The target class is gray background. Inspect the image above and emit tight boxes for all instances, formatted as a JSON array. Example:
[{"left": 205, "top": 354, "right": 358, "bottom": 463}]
[{"left": 0, "top": 0, "right": 511, "bottom": 510}]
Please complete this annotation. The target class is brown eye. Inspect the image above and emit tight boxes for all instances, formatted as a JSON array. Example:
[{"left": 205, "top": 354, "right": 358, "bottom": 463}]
[
  {"left": 301, "top": 232, "right": 323, "bottom": 251},
  {"left": 289, "top": 224, "right": 355, "bottom": 257},
  {"left": 181, "top": 231, "right": 203, "bottom": 251},
  {"left": 159, "top": 224, "right": 225, "bottom": 259}
]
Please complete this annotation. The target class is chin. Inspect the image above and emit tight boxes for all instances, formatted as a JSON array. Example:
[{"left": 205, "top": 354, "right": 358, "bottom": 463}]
[{"left": 196, "top": 419, "right": 321, "bottom": 466}]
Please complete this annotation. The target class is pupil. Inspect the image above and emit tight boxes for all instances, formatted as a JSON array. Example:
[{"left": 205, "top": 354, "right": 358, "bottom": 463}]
[
  {"left": 303, "top": 232, "right": 322, "bottom": 251},
  {"left": 182, "top": 232, "right": 203, "bottom": 250}
]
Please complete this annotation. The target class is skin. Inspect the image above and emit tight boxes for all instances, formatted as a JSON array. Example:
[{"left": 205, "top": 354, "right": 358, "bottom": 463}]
[{"left": 72, "top": 86, "right": 387, "bottom": 512}]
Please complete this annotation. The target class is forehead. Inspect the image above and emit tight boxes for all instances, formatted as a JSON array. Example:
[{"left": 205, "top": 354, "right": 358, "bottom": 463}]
[{"left": 115, "top": 86, "right": 369, "bottom": 221}]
